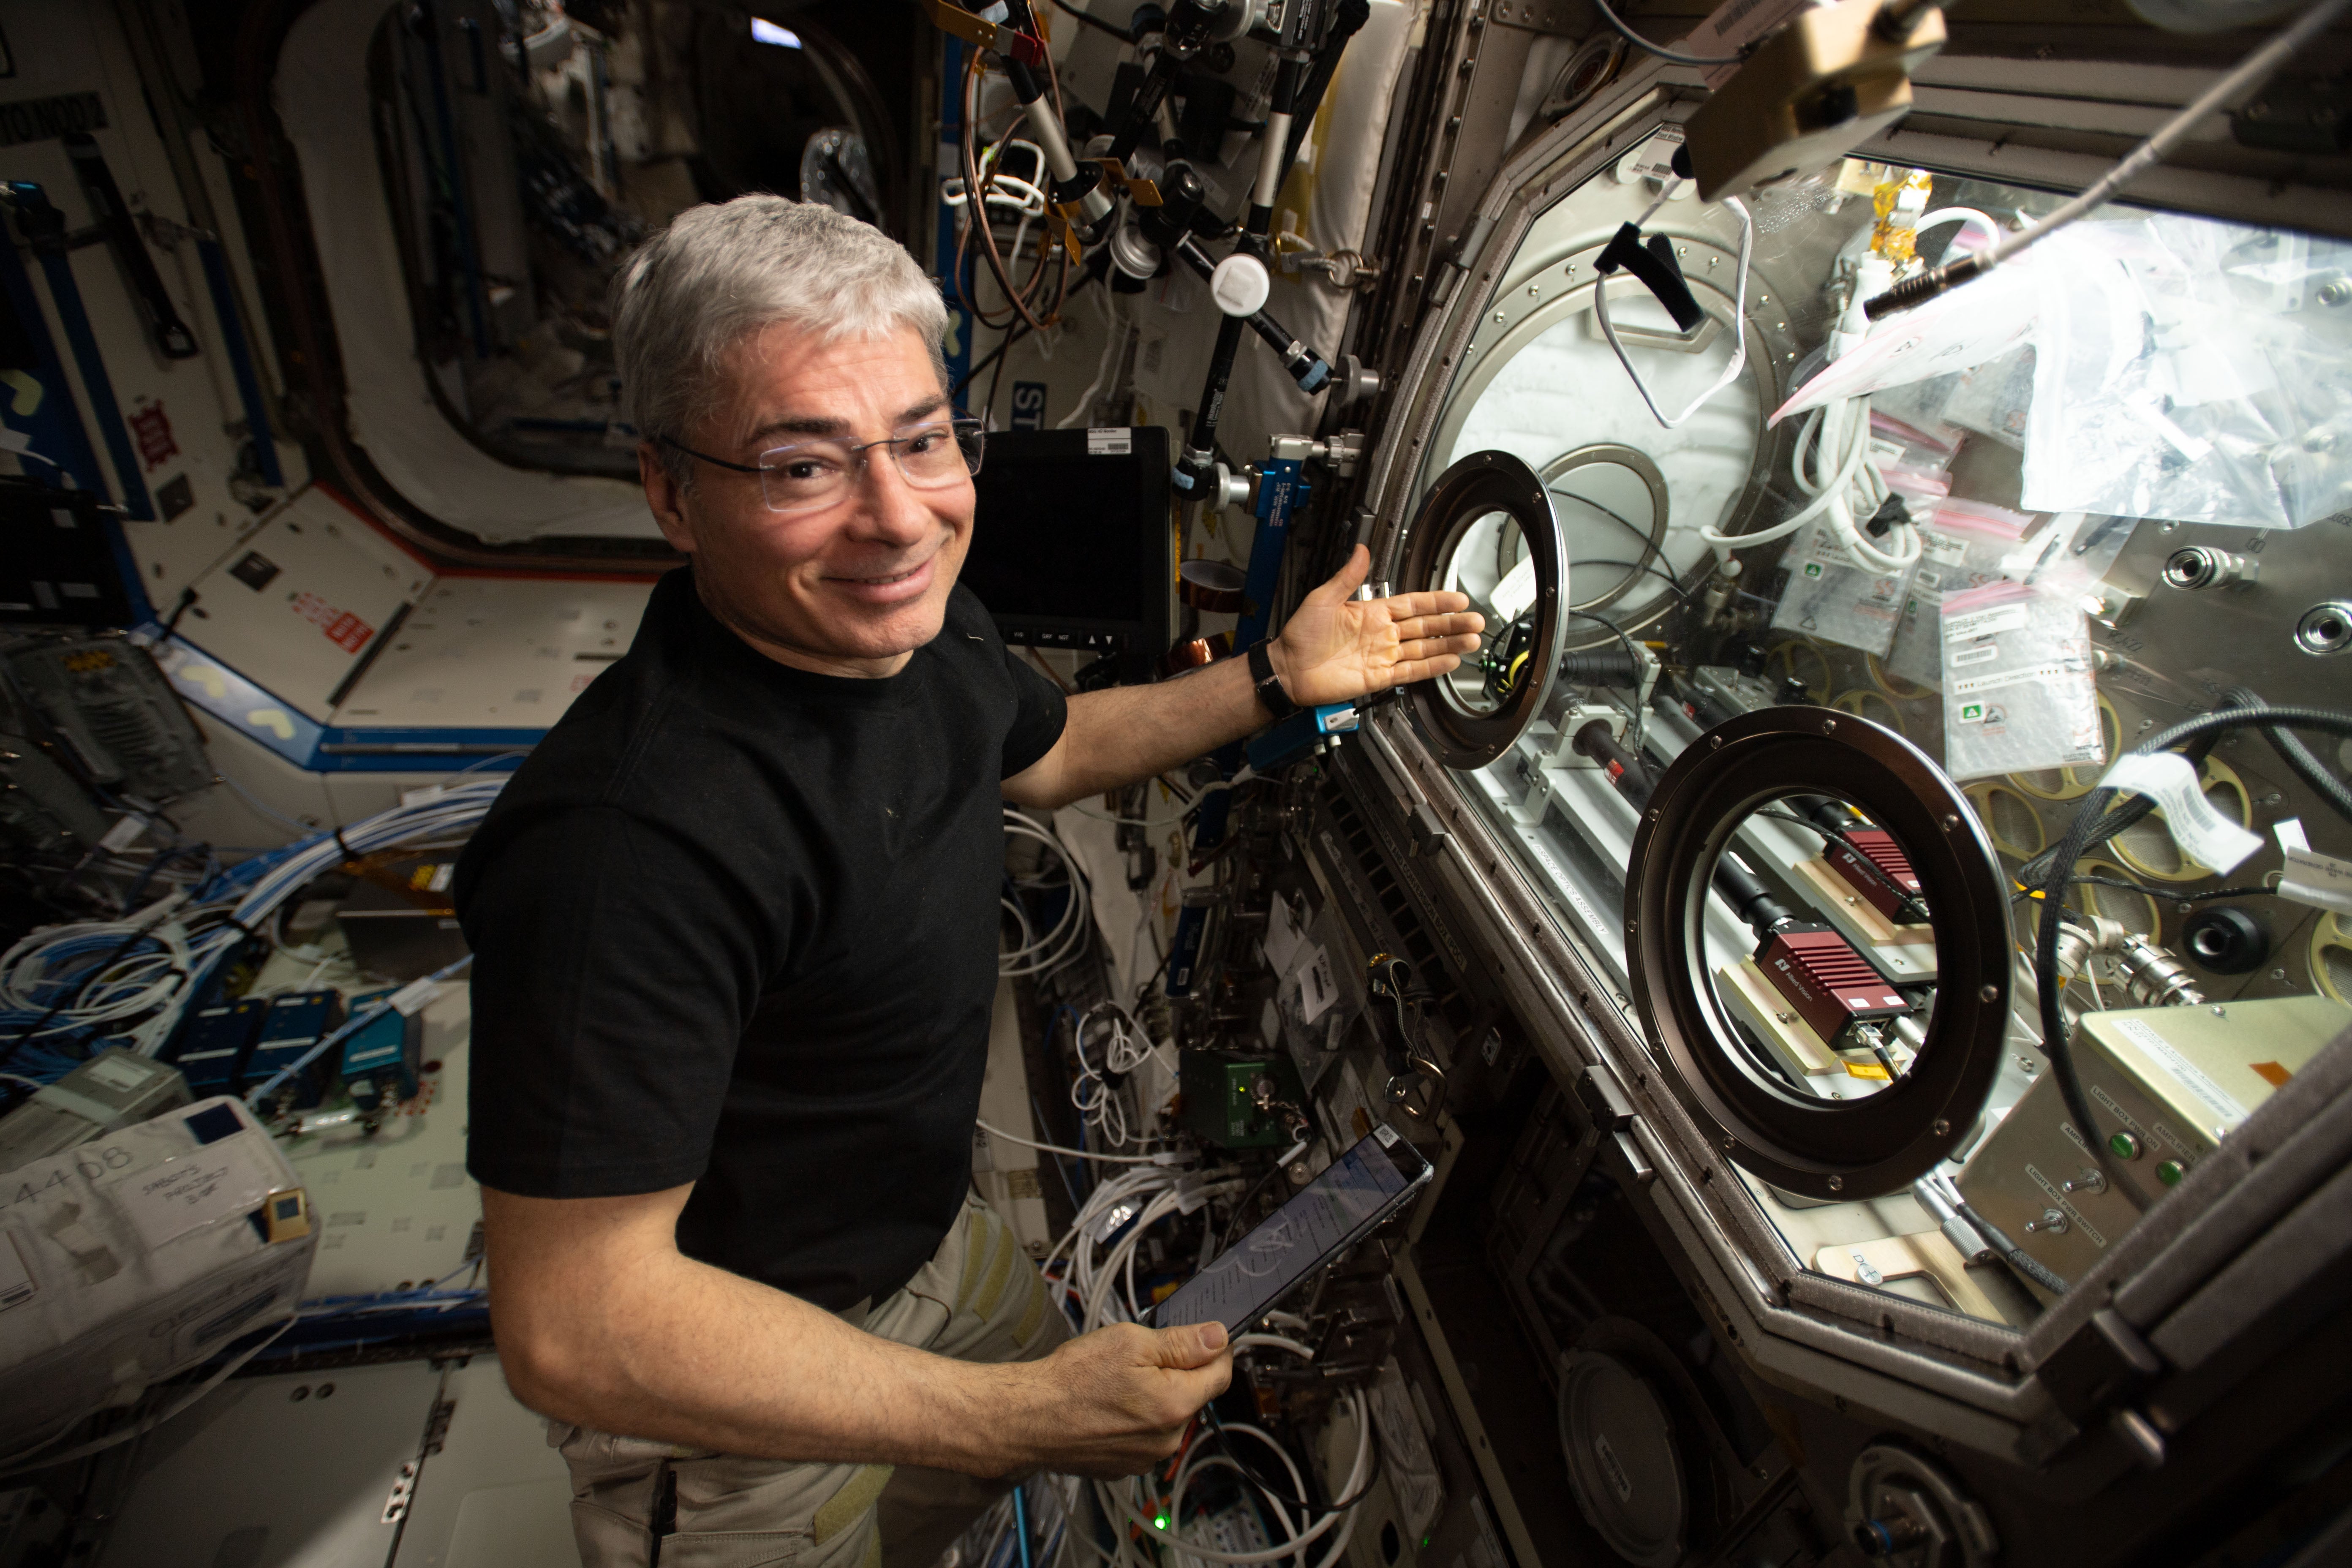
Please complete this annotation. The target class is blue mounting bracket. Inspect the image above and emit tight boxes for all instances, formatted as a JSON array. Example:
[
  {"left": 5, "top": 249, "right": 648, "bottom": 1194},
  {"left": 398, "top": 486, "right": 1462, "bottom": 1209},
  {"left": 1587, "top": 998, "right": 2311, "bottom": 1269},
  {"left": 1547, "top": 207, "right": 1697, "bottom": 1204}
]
[{"left": 1166, "top": 454, "right": 1311, "bottom": 997}]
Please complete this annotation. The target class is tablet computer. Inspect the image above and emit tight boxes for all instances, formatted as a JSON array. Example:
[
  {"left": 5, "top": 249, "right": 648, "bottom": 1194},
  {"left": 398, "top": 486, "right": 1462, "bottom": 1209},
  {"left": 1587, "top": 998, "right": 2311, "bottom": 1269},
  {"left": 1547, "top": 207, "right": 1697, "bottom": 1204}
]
[{"left": 1150, "top": 1124, "right": 1434, "bottom": 1336}]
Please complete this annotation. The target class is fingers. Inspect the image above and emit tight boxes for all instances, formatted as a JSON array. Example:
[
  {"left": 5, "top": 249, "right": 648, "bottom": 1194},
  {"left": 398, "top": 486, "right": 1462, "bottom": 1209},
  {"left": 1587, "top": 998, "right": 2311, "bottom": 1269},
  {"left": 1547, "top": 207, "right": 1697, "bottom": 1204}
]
[
  {"left": 1396, "top": 632, "right": 1483, "bottom": 664},
  {"left": 1377, "top": 588, "right": 1472, "bottom": 620},
  {"left": 1388, "top": 652, "right": 1467, "bottom": 686},
  {"left": 1304, "top": 543, "right": 1372, "bottom": 606},
  {"left": 1390, "top": 610, "right": 1484, "bottom": 642},
  {"left": 1150, "top": 1319, "right": 1229, "bottom": 1370}
]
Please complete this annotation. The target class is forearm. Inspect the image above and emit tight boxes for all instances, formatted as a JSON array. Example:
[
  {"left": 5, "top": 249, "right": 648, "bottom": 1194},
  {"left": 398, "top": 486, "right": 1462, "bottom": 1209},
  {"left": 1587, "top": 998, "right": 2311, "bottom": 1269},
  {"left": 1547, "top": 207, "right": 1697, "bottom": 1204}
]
[
  {"left": 491, "top": 1204, "right": 1039, "bottom": 1473},
  {"left": 1021, "top": 655, "right": 1271, "bottom": 807}
]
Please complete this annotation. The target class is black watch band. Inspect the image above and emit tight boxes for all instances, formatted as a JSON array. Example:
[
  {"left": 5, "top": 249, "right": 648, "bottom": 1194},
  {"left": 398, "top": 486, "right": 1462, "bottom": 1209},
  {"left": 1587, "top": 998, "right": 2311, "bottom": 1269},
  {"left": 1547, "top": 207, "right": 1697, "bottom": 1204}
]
[{"left": 1247, "top": 640, "right": 1298, "bottom": 721}]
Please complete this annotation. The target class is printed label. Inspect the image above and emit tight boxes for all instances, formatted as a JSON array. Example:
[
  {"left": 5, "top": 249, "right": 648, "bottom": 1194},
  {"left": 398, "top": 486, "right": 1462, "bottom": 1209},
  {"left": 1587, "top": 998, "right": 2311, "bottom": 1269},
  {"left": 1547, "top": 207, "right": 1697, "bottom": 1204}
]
[
  {"left": 99, "top": 814, "right": 146, "bottom": 852},
  {"left": 2097, "top": 751, "right": 2261, "bottom": 873},
  {"left": 1087, "top": 428, "right": 1132, "bottom": 456},
  {"left": 2280, "top": 847, "right": 2352, "bottom": 915},
  {"left": 1949, "top": 661, "right": 2079, "bottom": 699},
  {"left": 2112, "top": 1016, "right": 2249, "bottom": 1131},
  {"left": 1944, "top": 603, "right": 2030, "bottom": 642},
  {"left": 84, "top": 1054, "right": 151, "bottom": 1092},
  {"left": 2275, "top": 818, "right": 2352, "bottom": 915},
  {"left": 1296, "top": 945, "right": 1338, "bottom": 1025},
  {"left": 118, "top": 1148, "right": 272, "bottom": 1250},
  {"left": 1947, "top": 641, "right": 2001, "bottom": 668},
  {"left": 292, "top": 591, "right": 375, "bottom": 654}
]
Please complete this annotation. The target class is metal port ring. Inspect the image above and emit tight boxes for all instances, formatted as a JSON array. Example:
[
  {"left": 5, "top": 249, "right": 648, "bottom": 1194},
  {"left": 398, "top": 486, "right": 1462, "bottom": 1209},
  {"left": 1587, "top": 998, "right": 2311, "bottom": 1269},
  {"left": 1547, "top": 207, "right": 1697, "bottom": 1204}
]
[{"left": 1625, "top": 707, "right": 2012, "bottom": 1198}]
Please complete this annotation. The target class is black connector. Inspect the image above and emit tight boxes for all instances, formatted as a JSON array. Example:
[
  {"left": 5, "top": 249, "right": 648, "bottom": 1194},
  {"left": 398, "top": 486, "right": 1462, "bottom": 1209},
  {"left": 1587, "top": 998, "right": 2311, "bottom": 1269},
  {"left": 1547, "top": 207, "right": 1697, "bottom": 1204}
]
[{"left": 1713, "top": 854, "right": 1799, "bottom": 940}]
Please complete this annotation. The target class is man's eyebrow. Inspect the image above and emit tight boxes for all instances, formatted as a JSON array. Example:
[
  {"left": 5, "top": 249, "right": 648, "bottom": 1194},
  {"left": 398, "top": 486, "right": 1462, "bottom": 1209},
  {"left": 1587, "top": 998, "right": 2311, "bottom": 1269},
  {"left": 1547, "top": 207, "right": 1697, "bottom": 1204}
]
[
  {"left": 743, "top": 414, "right": 851, "bottom": 444},
  {"left": 740, "top": 398, "right": 949, "bottom": 446}
]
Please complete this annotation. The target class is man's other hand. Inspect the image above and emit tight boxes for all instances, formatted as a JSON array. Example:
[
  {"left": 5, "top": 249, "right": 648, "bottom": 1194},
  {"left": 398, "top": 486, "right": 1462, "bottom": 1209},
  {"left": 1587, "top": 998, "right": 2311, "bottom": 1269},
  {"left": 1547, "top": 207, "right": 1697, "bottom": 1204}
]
[
  {"left": 1269, "top": 543, "right": 1484, "bottom": 707},
  {"left": 1015, "top": 1320, "right": 1233, "bottom": 1478}
]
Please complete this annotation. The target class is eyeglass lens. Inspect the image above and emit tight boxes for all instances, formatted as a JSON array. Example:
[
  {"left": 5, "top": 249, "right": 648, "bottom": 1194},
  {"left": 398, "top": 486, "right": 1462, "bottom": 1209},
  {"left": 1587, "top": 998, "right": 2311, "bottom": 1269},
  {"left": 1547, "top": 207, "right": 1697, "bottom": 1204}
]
[{"left": 754, "top": 422, "right": 984, "bottom": 513}]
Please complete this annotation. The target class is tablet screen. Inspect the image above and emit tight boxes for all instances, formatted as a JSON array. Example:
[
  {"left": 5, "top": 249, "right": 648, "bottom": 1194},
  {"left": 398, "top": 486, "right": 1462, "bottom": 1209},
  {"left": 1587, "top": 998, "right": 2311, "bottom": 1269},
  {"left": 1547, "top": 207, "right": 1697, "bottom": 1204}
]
[{"left": 1154, "top": 1130, "right": 1423, "bottom": 1332}]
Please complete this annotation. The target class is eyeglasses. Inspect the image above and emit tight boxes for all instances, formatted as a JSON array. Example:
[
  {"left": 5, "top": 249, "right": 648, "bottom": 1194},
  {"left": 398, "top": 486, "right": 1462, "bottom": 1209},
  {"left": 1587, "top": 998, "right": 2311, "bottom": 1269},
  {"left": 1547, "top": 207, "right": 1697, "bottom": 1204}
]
[{"left": 659, "top": 418, "right": 985, "bottom": 515}]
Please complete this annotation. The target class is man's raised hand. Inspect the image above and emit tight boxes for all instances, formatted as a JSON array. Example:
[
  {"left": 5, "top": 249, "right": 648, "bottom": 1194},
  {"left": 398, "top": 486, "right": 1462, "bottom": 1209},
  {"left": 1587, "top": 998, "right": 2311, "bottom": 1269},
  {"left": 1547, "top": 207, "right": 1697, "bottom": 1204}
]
[{"left": 1269, "top": 544, "right": 1484, "bottom": 706}]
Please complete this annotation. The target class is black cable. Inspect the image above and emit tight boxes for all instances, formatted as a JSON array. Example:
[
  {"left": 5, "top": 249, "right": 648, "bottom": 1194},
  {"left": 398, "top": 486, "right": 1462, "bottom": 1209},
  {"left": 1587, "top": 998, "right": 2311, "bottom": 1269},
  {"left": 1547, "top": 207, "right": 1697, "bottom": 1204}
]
[
  {"left": 1753, "top": 808, "right": 1929, "bottom": 922},
  {"left": 1576, "top": 558, "right": 1694, "bottom": 603},
  {"left": 2016, "top": 722, "right": 2230, "bottom": 889},
  {"left": 951, "top": 252, "right": 1108, "bottom": 406},
  {"left": 2031, "top": 705, "right": 2352, "bottom": 1211},
  {"left": 1951, "top": 1192, "right": 2068, "bottom": 1296},
  {"left": 1047, "top": 0, "right": 1134, "bottom": 41},
  {"left": 1568, "top": 609, "right": 1648, "bottom": 754},
  {"left": 2222, "top": 685, "right": 2352, "bottom": 827},
  {"left": 1212, "top": 1160, "right": 1290, "bottom": 1259},
  {"left": 2010, "top": 875, "right": 2272, "bottom": 907},
  {"left": 1203, "top": 1403, "right": 1380, "bottom": 1516},
  {"left": 1587, "top": 0, "right": 1745, "bottom": 65}
]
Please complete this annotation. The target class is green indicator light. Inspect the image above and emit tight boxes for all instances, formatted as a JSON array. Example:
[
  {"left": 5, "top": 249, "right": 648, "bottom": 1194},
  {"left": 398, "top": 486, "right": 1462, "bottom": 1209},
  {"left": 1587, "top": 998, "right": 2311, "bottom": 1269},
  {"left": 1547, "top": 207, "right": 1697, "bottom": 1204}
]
[
  {"left": 2109, "top": 1131, "right": 2141, "bottom": 1160},
  {"left": 2156, "top": 1160, "right": 2186, "bottom": 1186},
  {"left": 1154, "top": 1516, "right": 1169, "bottom": 1531}
]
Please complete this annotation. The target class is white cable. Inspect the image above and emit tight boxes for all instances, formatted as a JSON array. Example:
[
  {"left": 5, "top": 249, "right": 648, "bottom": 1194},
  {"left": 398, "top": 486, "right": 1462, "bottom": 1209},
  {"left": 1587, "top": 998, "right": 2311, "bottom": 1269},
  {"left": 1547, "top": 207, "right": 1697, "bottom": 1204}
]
[
  {"left": 976, "top": 1118, "right": 1181, "bottom": 1164},
  {"left": 1593, "top": 191, "right": 1753, "bottom": 429},
  {"left": 1100, "top": 1390, "right": 1372, "bottom": 1564},
  {"left": 1056, "top": 290, "right": 1128, "bottom": 429},
  {"left": 1000, "top": 811, "right": 1093, "bottom": 977},
  {"left": 1231, "top": 1333, "right": 1316, "bottom": 1361}
]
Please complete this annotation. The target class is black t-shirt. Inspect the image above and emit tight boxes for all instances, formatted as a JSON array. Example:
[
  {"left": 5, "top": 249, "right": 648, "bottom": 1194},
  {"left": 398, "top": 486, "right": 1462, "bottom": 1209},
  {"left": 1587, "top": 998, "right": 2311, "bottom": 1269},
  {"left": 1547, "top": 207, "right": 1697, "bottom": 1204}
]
[{"left": 455, "top": 566, "right": 1068, "bottom": 1309}]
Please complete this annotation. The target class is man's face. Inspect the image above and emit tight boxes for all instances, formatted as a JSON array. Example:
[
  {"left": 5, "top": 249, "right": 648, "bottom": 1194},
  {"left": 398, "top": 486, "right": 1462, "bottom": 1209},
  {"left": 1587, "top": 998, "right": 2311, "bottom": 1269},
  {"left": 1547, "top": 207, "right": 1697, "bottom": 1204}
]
[{"left": 641, "top": 323, "right": 971, "bottom": 678}]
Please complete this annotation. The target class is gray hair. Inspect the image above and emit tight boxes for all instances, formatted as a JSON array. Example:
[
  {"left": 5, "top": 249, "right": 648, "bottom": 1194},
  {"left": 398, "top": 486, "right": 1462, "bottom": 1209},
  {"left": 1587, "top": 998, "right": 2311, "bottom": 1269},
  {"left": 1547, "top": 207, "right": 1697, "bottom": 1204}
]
[{"left": 612, "top": 196, "right": 949, "bottom": 488}]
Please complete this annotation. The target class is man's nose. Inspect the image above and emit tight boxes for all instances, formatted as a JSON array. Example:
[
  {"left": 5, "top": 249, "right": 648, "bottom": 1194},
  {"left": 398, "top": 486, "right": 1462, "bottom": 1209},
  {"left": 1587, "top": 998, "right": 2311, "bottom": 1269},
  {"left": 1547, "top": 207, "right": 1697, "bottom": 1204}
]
[{"left": 852, "top": 452, "right": 936, "bottom": 545}]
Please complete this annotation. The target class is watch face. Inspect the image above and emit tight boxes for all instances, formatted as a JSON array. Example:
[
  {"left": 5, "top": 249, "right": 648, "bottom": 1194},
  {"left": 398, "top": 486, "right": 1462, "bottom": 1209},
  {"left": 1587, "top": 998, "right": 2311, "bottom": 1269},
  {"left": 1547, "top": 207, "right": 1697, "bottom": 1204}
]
[{"left": 798, "top": 127, "right": 881, "bottom": 223}]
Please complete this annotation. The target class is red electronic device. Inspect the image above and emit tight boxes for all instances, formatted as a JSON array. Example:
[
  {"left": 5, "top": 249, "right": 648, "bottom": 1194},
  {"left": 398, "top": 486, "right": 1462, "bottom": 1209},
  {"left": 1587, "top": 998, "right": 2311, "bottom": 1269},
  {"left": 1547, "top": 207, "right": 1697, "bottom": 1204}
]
[
  {"left": 1827, "top": 828, "right": 1924, "bottom": 924},
  {"left": 1759, "top": 927, "right": 1909, "bottom": 1047}
]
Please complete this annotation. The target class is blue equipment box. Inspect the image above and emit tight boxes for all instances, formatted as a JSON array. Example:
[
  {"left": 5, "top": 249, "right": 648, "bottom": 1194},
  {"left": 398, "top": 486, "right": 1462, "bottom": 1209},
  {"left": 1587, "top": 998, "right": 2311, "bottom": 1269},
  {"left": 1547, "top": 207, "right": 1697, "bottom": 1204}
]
[
  {"left": 172, "top": 997, "right": 266, "bottom": 1096},
  {"left": 242, "top": 989, "right": 345, "bottom": 1110},
  {"left": 338, "top": 987, "right": 422, "bottom": 1111}
]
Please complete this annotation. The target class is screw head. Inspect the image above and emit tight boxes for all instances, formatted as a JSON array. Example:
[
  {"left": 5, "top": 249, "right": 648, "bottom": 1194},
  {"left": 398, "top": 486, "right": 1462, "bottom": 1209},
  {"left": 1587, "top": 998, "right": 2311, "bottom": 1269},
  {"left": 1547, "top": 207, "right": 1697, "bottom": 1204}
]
[
  {"left": 1979, "top": 983, "right": 2000, "bottom": 1002},
  {"left": 1827, "top": 1174, "right": 1844, "bottom": 1192},
  {"left": 1933, "top": 1119, "right": 1951, "bottom": 1136}
]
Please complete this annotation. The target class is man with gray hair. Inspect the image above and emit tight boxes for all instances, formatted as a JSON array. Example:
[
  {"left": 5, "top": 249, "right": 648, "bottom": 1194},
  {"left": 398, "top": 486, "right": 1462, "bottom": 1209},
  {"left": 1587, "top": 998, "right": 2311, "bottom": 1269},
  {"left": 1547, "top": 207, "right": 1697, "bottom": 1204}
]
[{"left": 455, "top": 195, "right": 1481, "bottom": 1568}]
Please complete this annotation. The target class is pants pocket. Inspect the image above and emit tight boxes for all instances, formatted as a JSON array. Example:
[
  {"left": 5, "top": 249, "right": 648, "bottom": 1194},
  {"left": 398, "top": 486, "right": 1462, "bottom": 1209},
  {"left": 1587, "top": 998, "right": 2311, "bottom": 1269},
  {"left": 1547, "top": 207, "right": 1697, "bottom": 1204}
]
[{"left": 656, "top": 1528, "right": 814, "bottom": 1568}]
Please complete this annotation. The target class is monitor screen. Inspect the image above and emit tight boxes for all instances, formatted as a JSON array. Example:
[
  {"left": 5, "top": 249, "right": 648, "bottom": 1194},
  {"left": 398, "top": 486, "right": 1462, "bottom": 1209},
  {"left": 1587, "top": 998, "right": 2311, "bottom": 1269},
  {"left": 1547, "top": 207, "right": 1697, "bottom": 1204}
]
[{"left": 961, "top": 427, "right": 1171, "bottom": 656}]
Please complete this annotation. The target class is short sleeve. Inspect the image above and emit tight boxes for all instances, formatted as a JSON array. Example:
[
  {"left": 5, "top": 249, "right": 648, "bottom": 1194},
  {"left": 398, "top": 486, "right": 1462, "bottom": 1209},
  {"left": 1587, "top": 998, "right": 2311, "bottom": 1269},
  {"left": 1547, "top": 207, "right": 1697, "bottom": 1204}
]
[
  {"left": 1000, "top": 647, "right": 1069, "bottom": 779},
  {"left": 459, "top": 806, "right": 769, "bottom": 1198}
]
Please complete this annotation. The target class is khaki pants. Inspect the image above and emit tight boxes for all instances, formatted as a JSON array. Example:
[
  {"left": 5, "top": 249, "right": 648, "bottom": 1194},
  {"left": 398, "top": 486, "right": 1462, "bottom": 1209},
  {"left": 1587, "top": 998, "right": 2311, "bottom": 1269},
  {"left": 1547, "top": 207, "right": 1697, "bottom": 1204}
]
[{"left": 549, "top": 1193, "right": 1070, "bottom": 1568}]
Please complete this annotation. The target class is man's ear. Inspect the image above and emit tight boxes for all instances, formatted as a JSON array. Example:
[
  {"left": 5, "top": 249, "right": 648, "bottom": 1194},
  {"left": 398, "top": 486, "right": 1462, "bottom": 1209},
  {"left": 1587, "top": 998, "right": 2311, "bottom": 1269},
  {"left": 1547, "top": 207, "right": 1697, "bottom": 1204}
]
[{"left": 639, "top": 442, "right": 697, "bottom": 554}]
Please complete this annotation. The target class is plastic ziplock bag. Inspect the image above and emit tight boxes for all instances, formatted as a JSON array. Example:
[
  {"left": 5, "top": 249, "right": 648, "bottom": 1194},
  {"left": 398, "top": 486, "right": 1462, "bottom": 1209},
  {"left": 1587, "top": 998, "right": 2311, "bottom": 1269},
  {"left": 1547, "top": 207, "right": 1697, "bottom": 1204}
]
[
  {"left": 2020, "top": 213, "right": 2352, "bottom": 529},
  {"left": 1939, "top": 580, "right": 2102, "bottom": 781},
  {"left": 1885, "top": 501, "right": 2034, "bottom": 688},
  {"left": 1770, "top": 518, "right": 1916, "bottom": 656}
]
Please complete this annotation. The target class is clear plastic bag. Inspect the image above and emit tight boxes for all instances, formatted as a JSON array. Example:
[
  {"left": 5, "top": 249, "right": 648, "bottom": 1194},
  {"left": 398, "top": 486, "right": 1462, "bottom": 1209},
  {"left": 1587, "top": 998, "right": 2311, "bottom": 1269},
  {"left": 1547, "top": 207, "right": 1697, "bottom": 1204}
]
[
  {"left": 1888, "top": 509, "right": 2134, "bottom": 691},
  {"left": 1939, "top": 580, "right": 2102, "bottom": 781},
  {"left": 2020, "top": 213, "right": 2352, "bottom": 529},
  {"left": 1770, "top": 517, "right": 1916, "bottom": 656},
  {"left": 1885, "top": 501, "right": 2033, "bottom": 687}
]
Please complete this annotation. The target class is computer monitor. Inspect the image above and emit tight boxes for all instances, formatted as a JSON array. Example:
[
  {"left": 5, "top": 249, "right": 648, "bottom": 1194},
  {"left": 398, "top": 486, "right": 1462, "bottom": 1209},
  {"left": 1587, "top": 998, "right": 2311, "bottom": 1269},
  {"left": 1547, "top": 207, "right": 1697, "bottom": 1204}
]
[{"left": 961, "top": 426, "right": 1173, "bottom": 667}]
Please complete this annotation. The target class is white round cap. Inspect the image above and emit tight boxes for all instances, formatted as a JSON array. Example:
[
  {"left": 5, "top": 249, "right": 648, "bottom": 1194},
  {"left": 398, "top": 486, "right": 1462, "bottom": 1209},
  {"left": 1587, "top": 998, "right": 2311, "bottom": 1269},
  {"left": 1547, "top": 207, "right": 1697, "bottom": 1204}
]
[{"left": 1208, "top": 253, "right": 1272, "bottom": 318}]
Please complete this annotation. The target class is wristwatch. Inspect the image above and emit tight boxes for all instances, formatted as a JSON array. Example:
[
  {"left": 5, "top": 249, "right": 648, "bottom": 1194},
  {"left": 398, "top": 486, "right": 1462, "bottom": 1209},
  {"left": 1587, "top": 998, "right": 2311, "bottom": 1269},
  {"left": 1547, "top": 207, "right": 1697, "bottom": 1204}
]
[{"left": 1247, "top": 640, "right": 1298, "bottom": 721}]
